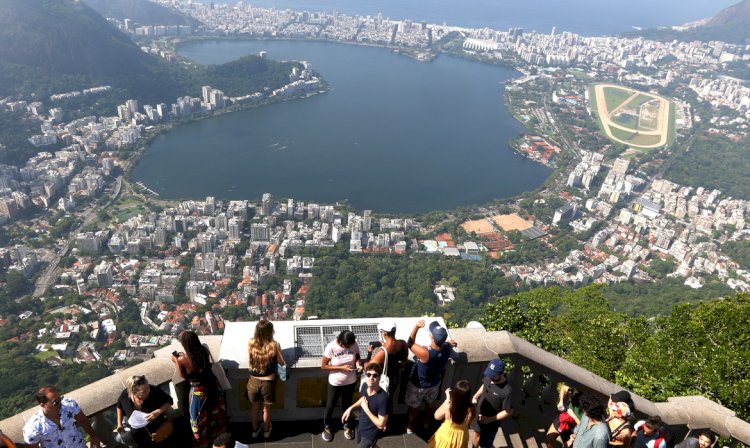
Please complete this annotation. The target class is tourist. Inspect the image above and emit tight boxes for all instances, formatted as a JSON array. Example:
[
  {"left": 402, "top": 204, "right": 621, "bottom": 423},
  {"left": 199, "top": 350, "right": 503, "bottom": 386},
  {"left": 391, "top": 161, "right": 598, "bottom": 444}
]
[
  {"left": 115, "top": 375, "right": 174, "bottom": 447},
  {"left": 22, "top": 385, "right": 102, "bottom": 448},
  {"left": 172, "top": 330, "right": 226, "bottom": 445},
  {"left": 212, "top": 432, "right": 235, "bottom": 448},
  {"left": 675, "top": 431, "right": 715, "bottom": 448},
  {"left": 568, "top": 393, "right": 609, "bottom": 448},
  {"left": 321, "top": 330, "right": 362, "bottom": 442},
  {"left": 365, "top": 321, "right": 409, "bottom": 396},
  {"left": 607, "top": 391, "right": 635, "bottom": 448},
  {"left": 246, "top": 319, "right": 285, "bottom": 439},
  {"left": 633, "top": 417, "right": 668, "bottom": 448},
  {"left": 428, "top": 380, "right": 475, "bottom": 448},
  {"left": 405, "top": 319, "right": 454, "bottom": 434},
  {"left": 471, "top": 359, "right": 514, "bottom": 448},
  {"left": 546, "top": 384, "right": 583, "bottom": 448},
  {"left": 342, "top": 363, "right": 389, "bottom": 448}
]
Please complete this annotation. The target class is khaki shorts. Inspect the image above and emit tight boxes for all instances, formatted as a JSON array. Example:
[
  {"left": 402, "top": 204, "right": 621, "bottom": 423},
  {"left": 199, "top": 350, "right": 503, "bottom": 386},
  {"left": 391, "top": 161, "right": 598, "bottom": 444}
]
[
  {"left": 247, "top": 376, "right": 276, "bottom": 404},
  {"left": 405, "top": 382, "right": 440, "bottom": 408}
]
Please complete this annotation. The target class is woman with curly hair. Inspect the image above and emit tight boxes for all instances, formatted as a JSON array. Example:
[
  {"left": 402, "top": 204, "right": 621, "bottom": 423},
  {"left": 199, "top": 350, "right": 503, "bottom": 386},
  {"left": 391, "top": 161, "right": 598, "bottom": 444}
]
[{"left": 247, "top": 320, "right": 285, "bottom": 439}]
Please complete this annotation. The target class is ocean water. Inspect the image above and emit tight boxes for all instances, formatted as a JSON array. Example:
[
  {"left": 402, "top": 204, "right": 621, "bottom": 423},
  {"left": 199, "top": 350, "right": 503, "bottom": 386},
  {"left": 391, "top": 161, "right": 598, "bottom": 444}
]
[{"left": 213, "top": 0, "right": 737, "bottom": 36}]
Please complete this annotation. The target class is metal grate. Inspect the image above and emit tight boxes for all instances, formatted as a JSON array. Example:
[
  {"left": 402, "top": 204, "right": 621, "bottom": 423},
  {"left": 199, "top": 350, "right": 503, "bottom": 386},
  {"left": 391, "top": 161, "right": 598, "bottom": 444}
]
[{"left": 295, "top": 323, "right": 379, "bottom": 359}]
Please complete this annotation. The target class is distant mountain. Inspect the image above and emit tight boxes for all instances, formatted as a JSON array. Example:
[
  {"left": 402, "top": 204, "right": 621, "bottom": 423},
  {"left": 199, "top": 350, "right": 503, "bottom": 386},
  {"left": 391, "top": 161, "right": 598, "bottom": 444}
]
[
  {"left": 0, "top": 0, "right": 179, "bottom": 101},
  {"left": 632, "top": 0, "right": 750, "bottom": 44},
  {"left": 82, "top": 0, "right": 201, "bottom": 27},
  {"left": 704, "top": 0, "right": 750, "bottom": 27},
  {"left": 0, "top": 0, "right": 299, "bottom": 107}
]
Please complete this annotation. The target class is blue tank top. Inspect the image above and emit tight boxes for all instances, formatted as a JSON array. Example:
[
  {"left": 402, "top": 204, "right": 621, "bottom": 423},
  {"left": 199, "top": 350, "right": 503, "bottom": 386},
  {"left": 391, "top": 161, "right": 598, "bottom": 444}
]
[{"left": 412, "top": 344, "right": 451, "bottom": 388}]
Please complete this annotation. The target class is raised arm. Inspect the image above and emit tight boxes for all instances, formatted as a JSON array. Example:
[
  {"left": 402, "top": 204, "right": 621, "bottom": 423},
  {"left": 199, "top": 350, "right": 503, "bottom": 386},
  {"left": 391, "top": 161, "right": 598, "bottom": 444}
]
[
  {"left": 171, "top": 352, "right": 189, "bottom": 379},
  {"left": 407, "top": 320, "right": 429, "bottom": 362},
  {"left": 434, "top": 388, "right": 451, "bottom": 421}
]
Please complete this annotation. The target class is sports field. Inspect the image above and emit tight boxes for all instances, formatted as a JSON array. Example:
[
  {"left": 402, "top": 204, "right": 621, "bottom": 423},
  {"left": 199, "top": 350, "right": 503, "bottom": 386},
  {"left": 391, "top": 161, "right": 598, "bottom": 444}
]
[
  {"left": 590, "top": 83, "right": 674, "bottom": 149},
  {"left": 492, "top": 214, "right": 533, "bottom": 231},
  {"left": 461, "top": 219, "right": 495, "bottom": 235}
]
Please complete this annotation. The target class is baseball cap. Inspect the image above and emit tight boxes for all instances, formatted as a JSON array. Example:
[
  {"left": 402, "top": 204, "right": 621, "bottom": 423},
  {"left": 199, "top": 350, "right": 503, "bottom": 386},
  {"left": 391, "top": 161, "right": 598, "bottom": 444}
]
[
  {"left": 377, "top": 321, "right": 397, "bottom": 334},
  {"left": 428, "top": 321, "right": 448, "bottom": 345},
  {"left": 484, "top": 359, "right": 505, "bottom": 378}
]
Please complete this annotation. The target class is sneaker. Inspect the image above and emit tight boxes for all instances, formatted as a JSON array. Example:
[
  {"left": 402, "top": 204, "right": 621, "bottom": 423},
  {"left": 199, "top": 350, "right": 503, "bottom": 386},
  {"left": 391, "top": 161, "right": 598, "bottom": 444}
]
[
  {"left": 252, "top": 426, "right": 263, "bottom": 438},
  {"left": 344, "top": 428, "right": 355, "bottom": 440},
  {"left": 264, "top": 424, "right": 273, "bottom": 439},
  {"left": 322, "top": 426, "right": 333, "bottom": 442}
]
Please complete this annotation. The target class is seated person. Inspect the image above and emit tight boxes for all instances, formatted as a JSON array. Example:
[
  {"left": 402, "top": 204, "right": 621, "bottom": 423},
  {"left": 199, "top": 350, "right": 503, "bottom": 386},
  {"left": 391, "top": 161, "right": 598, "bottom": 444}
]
[{"left": 116, "top": 375, "right": 174, "bottom": 447}]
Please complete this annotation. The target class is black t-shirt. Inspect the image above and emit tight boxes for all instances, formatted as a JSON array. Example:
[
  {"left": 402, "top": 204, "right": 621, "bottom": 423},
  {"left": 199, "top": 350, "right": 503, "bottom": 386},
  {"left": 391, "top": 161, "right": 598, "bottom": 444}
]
[
  {"left": 358, "top": 383, "right": 389, "bottom": 441},
  {"left": 477, "top": 377, "right": 513, "bottom": 428},
  {"left": 117, "top": 385, "right": 173, "bottom": 445}
]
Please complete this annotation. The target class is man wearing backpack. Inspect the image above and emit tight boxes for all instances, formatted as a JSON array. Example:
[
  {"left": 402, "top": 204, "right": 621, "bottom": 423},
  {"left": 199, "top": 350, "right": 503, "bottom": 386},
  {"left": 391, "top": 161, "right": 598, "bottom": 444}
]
[{"left": 634, "top": 416, "right": 668, "bottom": 448}]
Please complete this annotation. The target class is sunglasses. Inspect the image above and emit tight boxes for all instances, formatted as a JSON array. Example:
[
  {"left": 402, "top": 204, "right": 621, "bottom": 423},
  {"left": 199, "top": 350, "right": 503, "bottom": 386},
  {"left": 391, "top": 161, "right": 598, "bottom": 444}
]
[
  {"left": 49, "top": 396, "right": 63, "bottom": 407},
  {"left": 365, "top": 373, "right": 380, "bottom": 378}
]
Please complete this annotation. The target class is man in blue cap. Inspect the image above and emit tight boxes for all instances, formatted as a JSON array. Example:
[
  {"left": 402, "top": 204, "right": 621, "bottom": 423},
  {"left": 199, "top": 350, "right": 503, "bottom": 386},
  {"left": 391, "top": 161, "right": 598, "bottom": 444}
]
[
  {"left": 405, "top": 319, "right": 454, "bottom": 435},
  {"left": 471, "top": 359, "right": 513, "bottom": 448}
]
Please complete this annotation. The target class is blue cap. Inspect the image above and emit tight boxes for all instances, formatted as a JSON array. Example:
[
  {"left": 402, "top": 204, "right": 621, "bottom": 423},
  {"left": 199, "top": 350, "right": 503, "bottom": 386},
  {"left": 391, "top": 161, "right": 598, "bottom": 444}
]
[
  {"left": 428, "top": 321, "right": 448, "bottom": 345},
  {"left": 484, "top": 359, "right": 505, "bottom": 378}
]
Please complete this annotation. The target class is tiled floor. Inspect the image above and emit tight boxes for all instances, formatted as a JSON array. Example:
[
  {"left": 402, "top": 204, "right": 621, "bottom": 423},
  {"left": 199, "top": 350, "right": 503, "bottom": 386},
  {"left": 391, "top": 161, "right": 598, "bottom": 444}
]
[
  {"left": 227, "top": 415, "right": 433, "bottom": 447},
  {"left": 225, "top": 411, "right": 549, "bottom": 448}
]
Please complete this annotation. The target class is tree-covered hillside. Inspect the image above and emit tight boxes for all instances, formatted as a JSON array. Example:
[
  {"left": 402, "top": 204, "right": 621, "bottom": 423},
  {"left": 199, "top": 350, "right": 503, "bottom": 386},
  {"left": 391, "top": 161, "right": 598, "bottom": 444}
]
[
  {"left": 482, "top": 286, "right": 750, "bottom": 421},
  {"left": 0, "top": 0, "right": 300, "bottom": 107}
]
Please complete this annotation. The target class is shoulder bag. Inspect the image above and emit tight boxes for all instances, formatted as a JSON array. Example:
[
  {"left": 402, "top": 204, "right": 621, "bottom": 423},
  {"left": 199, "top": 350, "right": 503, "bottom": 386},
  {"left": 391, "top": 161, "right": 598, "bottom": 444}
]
[{"left": 361, "top": 347, "right": 389, "bottom": 393}]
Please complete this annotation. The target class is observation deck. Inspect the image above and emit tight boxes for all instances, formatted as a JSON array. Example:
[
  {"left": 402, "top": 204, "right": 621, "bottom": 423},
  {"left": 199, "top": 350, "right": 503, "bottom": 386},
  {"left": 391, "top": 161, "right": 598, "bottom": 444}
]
[{"left": 1, "top": 317, "right": 749, "bottom": 447}]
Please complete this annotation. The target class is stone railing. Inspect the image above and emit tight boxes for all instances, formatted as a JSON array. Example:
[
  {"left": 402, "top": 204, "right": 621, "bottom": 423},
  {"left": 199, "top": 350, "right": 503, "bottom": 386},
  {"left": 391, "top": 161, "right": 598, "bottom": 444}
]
[{"left": 1, "top": 325, "right": 748, "bottom": 446}]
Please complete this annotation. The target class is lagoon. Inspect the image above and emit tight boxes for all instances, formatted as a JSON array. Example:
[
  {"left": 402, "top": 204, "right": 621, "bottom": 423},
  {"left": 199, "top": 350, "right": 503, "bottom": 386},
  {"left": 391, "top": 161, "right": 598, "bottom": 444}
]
[{"left": 132, "top": 40, "right": 551, "bottom": 213}]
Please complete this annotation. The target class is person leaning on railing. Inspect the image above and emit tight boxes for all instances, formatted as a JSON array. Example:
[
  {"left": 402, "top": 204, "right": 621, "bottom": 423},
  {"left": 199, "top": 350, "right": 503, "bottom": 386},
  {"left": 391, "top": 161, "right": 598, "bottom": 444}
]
[
  {"left": 172, "top": 330, "right": 227, "bottom": 445},
  {"left": 246, "top": 319, "right": 285, "bottom": 440},
  {"left": 22, "top": 385, "right": 102, "bottom": 448}
]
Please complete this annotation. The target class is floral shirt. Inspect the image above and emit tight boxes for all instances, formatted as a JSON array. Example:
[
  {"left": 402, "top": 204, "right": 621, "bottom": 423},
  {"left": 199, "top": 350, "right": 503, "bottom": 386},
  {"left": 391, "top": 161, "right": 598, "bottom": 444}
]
[{"left": 23, "top": 397, "right": 86, "bottom": 448}]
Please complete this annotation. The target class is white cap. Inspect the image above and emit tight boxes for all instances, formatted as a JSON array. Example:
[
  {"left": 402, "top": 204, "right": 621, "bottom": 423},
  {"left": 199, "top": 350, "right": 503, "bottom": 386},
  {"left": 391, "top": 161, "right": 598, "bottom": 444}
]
[{"left": 377, "top": 321, "right": 397, "bottom": 334}]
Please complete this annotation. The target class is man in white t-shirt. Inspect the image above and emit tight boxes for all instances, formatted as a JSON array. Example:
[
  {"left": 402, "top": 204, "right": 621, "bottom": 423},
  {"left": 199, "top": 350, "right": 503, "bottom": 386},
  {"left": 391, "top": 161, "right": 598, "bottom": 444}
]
[{"left": 321, "top": 330, "right": 362, "bottom": 442}]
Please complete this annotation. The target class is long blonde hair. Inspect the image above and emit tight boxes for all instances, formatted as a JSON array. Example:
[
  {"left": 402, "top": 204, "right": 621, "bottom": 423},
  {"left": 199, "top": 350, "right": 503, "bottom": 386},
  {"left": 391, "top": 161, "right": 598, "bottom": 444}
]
[{"left": 248, "top": 320, "right": 277, "bottom": 371}]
